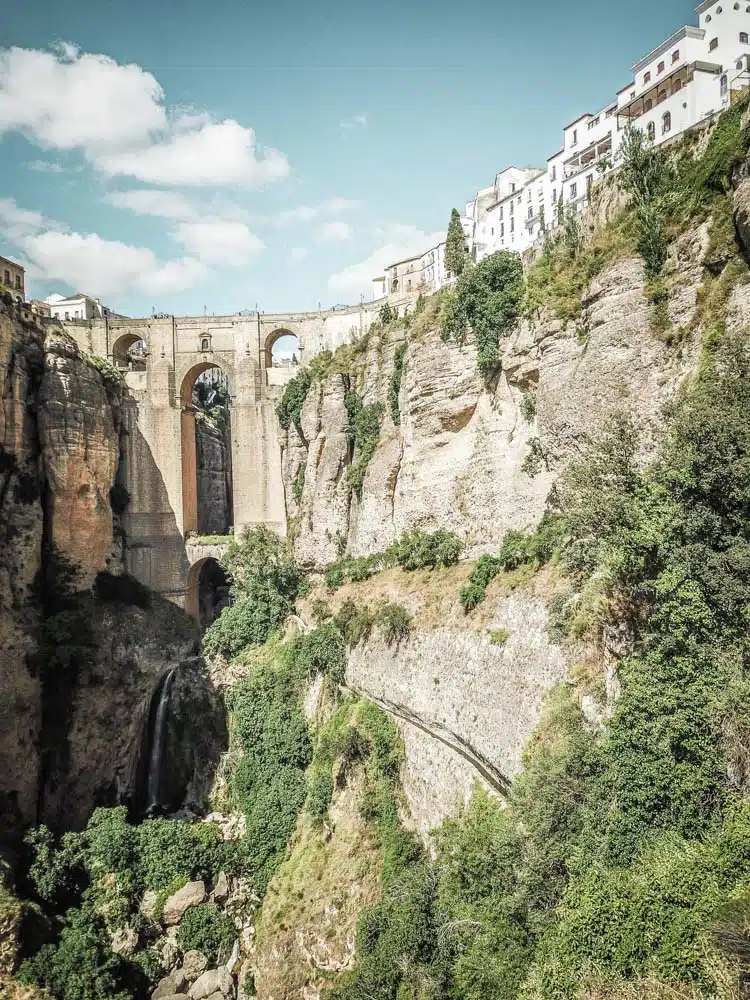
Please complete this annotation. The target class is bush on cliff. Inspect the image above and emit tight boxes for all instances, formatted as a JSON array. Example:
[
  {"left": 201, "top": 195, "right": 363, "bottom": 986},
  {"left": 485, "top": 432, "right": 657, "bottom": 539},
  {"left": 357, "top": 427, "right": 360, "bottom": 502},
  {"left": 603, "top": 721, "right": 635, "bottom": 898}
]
[{"left": 440, "top": 250, "right": 525, "bottom": 375}]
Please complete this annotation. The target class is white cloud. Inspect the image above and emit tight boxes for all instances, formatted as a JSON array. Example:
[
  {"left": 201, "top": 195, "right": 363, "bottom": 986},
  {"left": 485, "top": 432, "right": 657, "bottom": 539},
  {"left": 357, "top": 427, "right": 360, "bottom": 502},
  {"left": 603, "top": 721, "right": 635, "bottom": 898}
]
[
  {"left": 0, "top": 44, "right": 289, "bottom": 188},
  {"left": 27, "top": 159, "right": 64, "bottom": 173},
  {"left": 275, "top": 197, "right": 360, "bottom": 227},
  {"left": 327, "top": 225, "right": 443, "bottom": 296},
  {"left": 0, "top": 43, "right": 166, "bottom": 150},
  {"left": 22, "top": 229, "right": 208, "bottom": 297},
  {"left": 96, "top": 120, "right": 289, "bottom": 187},
  {"left": 290, "top": 247, "right": 308, "bottom": 261},
  {"left": 104, "top": 188, "right": 197, "bottom": 219},
  {"left": 318, "top": 220, "right": 352, "bottom": 242},
  {"left": 0, "top": 196, "right": 209, "bottom": 299},
  {"left": 172, "top": 219, "right": 264, "bottom": 266},
  {"left": 340, "top": 113, "right": 367, "bottom": 129}
]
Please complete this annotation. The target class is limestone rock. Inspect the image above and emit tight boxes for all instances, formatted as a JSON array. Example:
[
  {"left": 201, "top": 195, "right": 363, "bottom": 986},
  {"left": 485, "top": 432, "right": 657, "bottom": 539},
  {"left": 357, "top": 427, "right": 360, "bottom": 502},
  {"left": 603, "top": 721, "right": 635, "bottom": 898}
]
[
  {"left": 162, "top": 881, "right": 206, "bottom": 926},
  {"left": 188, "top": 967, "right": 233, "bottom": 999},
  {"left": 140, "top": 890, "right": 159, "bottom": 921},
  {"left": 181, "top": 950, "right": 209, "bottom": 983},
  {"left": 152, "top": 972, "right": 187, "bottom": 998},
  {"left": 111, "top": 925, "right": 139, "bottom": 957},
  {"left": 211, "top": 871, "right": 229, "bottom": 904}
]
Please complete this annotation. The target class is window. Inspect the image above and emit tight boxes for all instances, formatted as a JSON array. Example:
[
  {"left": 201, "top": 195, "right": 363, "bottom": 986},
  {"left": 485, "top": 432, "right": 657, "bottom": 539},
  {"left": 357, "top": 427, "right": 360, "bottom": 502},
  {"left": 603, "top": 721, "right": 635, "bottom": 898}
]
[
  {"left": 738, "top": 59, "right": 745, "bottom": 69},
  {"left": 710, "top": 37, "right": 719, "bottom": 50},
  {"left": 552, "top": 188, "right": 557, "bottom": 204},
  {"left": 572, "top": 128, "right": 578, "bottom": 145},
  {"left": 741, "top": 31, "right": 749, "bottom": 42},
  {"left": 510, "top": 182, "right": 516, "bottom": 193},
  {"left": 644, "top": 72, "right": 651, "bottom": 84},
  {"left": 510, "top": 218, "right": 515, "bottom": 233},
  {"left": 499, "top": 206, "right": 503, "bottom": 219},
  {"left": 64, "top": 311, "right": 70, "bottom": 321},
  {"left": 717, "top": 5, "right": 723, "bottom": 11},
  {"left": 672, "top": 49, "right": 680, "bottom": 63},
  {"left": 407, "top": 279, "right": 412, "bottom": 291},
  {"left": 645, "top": 98, "right": 653, "bottom": 111},
  {"left": 527, "top": 206, "right": 533, "bottom": 219},
  {"left": 15, "top": 275, "right": 21, "bottom": 289},
  {"left": 201, "top": 338, "right": 209, "bottom": 351},
  {"left": 647, "top": 121, "right": 656, "bottom": 141},
  {"left": 721, "top": 73, "right": 729, "bottom": 96},
  {"left": 706, "top": 14, "right": 712, "bottom": 21},
  {"left": 662, "top": 111, "right": 672, "bottom": 134},
  {"left": 491, "top": 227, "right": 494, "bottom": 236},
  {"left": 527, "top": 189, "right": 532, "bottom": 201},
  {"left": 518, "top": 195, "right": 522, "bottom": 204},
  {"left": 3, "top": 270, "right": 8, "bottom": 285},
  {"left": 673, "top": 78, "right": 682, "bottom": 93},
  {"left": 510, "top": 200, "right": 514, "bottom": 215},
  {"left": 606, "top": 107, "right": 614, "bottom": 118},
  {"left": 657, "top": 89, "right": 667, "bottom": 103},
  {"left": 570, "top": 182, "right": 578, "bottom": 199},
  {"left": 500, "top": 223, "right": 504, "bottom": 237},
  {"left": 658, "top": 61, "right": 665, "bottom": 73},
  {"left": 587, "top": 174, "right": 593, "bottom": 193},
  {"left": 551, "top": 165, "right": 557, "bottom": 180}
]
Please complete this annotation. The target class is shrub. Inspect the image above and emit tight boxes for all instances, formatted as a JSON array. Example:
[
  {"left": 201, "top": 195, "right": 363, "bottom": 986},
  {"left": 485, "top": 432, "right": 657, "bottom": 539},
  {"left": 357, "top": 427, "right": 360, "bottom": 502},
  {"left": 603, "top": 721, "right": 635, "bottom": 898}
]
[
  {"left": 276, "top": 369, "right": 312, "bottom": 432},
  {"left": 348, "top": 399, "right": 385, "bottom": 497},
  {"left": 373, "top": 602, "right": 412, "bottom": 646},
  {"left": 177, "top": 903, "right": 235, "bottom": 964},
  {"left": 520, "top": 390, "right": 537, "bottom": 422},
  {"left": 488, "top": 628, "right": 509, "bottom": 645},
  {"left": 391, "top": 529, "right": 462, "bottom": 570},
  {"left": 389, "top": 342, "right": 408, "bottom": 425},
  {"left": 293, "top": 462, "right": 305, "bottom": 504},
  {"left": 521, "top": 437, "right": 547, "bottom": 477},
  {"left": 459, "top": 555, "right": 503, "bottom": 612},
  {"left": 334, "top": 598, "right": 374, "bottom": 647},
  {"left": 441, "top": 251, "right": 525, "bottom": 376},
  {"left": 287, "top": 623, "right": 347, "bottom": 682}
]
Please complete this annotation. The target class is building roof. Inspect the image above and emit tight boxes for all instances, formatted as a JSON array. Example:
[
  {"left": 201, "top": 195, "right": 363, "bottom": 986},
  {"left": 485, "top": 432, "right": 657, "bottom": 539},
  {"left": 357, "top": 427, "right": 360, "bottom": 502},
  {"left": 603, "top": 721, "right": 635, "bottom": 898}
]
[
  {"left": 632, "top": 25, "right": 704, "bottom": 73},
  {"left": 564, "top": 112, "right": 593, "bottom": 130},
  {"left": 0, "top": 254, "right": 24, "bottom": 271},
  {"left": 695, "top": 0, "right": 718, "bottom": 14},
  {"left": 546, "top": 148, "right": 565, "bottom": 161}
]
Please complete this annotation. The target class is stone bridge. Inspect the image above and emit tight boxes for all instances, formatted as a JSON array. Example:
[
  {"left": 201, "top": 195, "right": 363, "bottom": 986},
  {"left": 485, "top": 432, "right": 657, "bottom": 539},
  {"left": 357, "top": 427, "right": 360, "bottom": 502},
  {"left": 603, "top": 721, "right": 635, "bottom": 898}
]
[{"left": 63, "top": 304, "right": 382, "bottom": 614}]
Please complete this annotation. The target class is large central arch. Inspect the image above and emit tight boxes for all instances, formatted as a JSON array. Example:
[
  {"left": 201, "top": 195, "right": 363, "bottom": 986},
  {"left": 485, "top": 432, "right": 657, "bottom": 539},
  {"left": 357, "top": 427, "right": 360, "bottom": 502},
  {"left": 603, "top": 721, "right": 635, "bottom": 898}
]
[{"left": 180, "top": 362, "right": 233, "bottom": 536}]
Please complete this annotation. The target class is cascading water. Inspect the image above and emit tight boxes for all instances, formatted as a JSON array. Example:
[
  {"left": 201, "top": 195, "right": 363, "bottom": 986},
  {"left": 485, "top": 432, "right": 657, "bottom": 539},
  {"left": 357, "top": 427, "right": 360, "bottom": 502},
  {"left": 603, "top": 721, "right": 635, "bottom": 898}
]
[{"left": 146, "top": 667, "right": 177, "bottom": 815}]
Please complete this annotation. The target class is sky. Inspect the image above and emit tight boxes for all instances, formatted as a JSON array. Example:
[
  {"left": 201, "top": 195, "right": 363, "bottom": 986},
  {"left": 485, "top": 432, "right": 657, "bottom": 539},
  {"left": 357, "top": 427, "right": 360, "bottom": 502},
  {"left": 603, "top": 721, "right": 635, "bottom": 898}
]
[{"left": 0, "top": 0, "right": 693, "bottom": 317}]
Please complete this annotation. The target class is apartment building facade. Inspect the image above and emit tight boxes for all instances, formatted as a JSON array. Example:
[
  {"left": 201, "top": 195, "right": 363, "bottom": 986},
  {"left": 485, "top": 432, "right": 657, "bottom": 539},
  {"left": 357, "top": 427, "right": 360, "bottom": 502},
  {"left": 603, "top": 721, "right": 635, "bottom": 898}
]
[
  {"left": 1, "top": 255, "right": 25, "bottom": 301},
  {"left": 385, "top": 0, "right": 750, "bottom": 288}
]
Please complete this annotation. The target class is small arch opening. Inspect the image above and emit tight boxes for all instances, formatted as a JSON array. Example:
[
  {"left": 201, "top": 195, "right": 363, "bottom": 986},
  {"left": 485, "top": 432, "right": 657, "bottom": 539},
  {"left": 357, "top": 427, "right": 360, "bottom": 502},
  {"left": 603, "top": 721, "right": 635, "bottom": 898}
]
[
  {"left": 264, "top": 329, "right": 301, "bottom": 369},
  {"left": 112, "top": 333, "right": 147, "bottom": 371},
  {"left": 186, "top": 557, "right": 231, "bottom": 628}
]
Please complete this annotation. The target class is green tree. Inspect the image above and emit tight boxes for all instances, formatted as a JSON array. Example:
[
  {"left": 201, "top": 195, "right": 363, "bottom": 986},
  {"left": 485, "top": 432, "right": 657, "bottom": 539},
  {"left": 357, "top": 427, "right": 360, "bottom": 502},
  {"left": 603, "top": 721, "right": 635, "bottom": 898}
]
[{"left": 444, "top": 208, "right": 467, "bottom": 278}]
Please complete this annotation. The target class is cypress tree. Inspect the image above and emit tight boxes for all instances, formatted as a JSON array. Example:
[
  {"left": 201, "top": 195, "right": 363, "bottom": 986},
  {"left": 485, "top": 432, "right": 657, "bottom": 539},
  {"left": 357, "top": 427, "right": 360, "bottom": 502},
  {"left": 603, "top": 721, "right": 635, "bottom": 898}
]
[{"left": 444, "top": 208, "right": 467, "bottom": 277}]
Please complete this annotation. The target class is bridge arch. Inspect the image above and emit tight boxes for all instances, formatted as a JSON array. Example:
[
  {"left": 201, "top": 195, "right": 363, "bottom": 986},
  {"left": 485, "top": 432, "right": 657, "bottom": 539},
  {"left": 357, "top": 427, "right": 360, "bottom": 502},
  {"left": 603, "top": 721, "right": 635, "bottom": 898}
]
[
  {"left": 185, "top": 556, "right": 230, "bottom": 626},
  {"left": 112, "top": 332, "right": 147, "bottom": 371},
  {"left": 180, "top": 361, "right": 233, "bottom": 536},
  {"left": 264, "top": 327, "right": 301, "bottom": 369}
]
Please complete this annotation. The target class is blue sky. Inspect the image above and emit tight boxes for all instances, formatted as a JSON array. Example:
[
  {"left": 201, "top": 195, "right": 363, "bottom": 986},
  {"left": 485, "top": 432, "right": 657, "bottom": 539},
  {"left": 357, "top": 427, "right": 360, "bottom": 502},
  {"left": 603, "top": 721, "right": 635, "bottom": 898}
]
[{"left": 1, "top": 0, "right": 691, "bottom": 316}]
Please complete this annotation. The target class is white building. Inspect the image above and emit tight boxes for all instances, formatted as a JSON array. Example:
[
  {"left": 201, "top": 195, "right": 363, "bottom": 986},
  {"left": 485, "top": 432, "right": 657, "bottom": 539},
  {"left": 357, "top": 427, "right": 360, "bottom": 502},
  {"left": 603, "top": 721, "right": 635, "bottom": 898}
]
[
  {"left": 382, "top": 0, "right": 750, "bottom": 290},
  {"left": 45, "top": 292, "right": 123, "bottom": 321}
]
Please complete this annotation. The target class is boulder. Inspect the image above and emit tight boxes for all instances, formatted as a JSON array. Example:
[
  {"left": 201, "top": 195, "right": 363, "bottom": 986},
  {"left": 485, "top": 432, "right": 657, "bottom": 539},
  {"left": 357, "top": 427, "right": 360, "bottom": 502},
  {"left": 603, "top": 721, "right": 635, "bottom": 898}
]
[
  {"left": 735, "top": 177, "right": 750, "bottom": 256},
  {"left": 152, "top": 974, "right": 187, "bottom": 999},
  {"left": 181, "top": 950, "right": 208, "bottom": 984},
  {"left": 211, "top": 871, "right": 229, "bottom": 904},
  {"left": 110, "top": 925, "right": 138, "bottom": 957},
  {"left": 189, "top": 967, "right": 234, "bottom": 999},
  {"left": 162, "top": 881, "right": 206, "bottom": 926},
  {"left": 140, "top": 889, "right": 159, "bottom": 922}
]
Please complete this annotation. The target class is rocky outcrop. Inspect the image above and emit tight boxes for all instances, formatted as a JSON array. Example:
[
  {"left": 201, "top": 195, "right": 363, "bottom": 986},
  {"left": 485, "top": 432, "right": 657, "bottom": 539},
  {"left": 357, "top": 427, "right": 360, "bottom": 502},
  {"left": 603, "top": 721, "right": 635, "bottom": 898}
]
[
  {"left": 163, "top": 880, "right": 207, "bottom": 926},
  {"left": 0, "top": 302, "right": 209, "bottom": 836},
  {"left": 196, "top": 415, "right": 232, "bottom": 535},
  {"left": 282, "top": 232, "right": 703, "bottom": 565}
]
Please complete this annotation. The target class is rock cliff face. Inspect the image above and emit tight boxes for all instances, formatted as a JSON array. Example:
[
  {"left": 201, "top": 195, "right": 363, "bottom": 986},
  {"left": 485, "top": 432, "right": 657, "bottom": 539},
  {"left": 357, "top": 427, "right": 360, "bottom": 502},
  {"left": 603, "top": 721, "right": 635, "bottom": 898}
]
[
  {"left": 0, "top": 303, "right": 204, "bottom": 838},
  {"left": 282, "top": 230, "right": 707, "bottom": 568},
  {"left": 196, "top": 415, "right": 232, "bottom": 535}
]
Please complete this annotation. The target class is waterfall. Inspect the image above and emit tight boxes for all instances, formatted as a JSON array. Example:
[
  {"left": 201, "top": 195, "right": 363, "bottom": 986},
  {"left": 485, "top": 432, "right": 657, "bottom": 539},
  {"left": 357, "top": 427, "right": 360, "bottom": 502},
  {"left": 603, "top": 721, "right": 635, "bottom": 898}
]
[{"left": 146, "top": 667, "right": 177, "bottom": 815}]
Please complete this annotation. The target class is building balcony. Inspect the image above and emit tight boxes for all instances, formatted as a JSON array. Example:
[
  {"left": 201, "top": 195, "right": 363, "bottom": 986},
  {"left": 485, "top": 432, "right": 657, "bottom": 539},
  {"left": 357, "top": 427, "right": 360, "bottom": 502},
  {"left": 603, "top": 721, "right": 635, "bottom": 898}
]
[
  {"left": 617, "top": 61, "right": 715, "bottom": 121},
  {"left": 564, "top": 134, "right": 612, "bottom": 179}
]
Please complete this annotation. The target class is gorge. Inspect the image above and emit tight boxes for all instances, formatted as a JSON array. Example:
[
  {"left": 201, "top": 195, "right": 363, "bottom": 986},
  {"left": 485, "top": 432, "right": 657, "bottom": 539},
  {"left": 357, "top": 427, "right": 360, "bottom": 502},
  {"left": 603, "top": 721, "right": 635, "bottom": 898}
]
[{"left": 3, "top": 102, "right": 750, "bottom": 1000}]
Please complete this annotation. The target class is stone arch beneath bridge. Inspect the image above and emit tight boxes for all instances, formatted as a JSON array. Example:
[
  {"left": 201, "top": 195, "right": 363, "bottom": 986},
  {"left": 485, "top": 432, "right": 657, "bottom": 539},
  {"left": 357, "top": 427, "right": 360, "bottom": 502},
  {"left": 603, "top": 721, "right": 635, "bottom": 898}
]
[
  {"left": 112, "top": 332, "right": 148, "bottom": 371},
  {"left": 264, "top": 327, "right": 301, "bottom": 369},
  {"left": 185, "top": 555, "right": 230, "bottom": 625}
]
